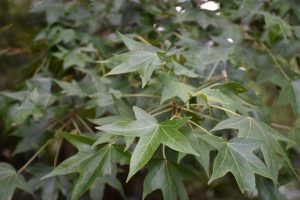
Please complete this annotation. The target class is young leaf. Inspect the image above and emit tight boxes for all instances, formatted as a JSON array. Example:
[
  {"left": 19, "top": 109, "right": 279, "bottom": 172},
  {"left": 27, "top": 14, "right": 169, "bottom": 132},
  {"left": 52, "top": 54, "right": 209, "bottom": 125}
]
[
  {"left": 97, "top": 106, "right": 198, "bottom": 181},
  {"left": 161, "top": 74, "right": 195, "bottom": 104},
  {"left": 103, "top": 51, "right": 163, "bottom": 87},
  {"left": 0, "top": 162, "right": 32, "bottom": 200},
  {"left": 117, "top": 32, "right": 159, "bottom": 52}
]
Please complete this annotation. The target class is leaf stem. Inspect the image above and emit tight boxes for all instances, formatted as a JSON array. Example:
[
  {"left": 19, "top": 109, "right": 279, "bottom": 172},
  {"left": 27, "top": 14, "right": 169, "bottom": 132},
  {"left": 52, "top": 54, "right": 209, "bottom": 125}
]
[
  {"left": 135, "top": 35, "right": 152, "bottom": 46},
  {"left": 18, "top": 139, "right": 52, "bottom": 173},
  {"left": 271, "top": 123, "right": 292, "bottom": 130},
  {"left": 77, "top": 115, "right": 94, "bottom": 133},
  {"left": 72, "top": 118, "right": 81, "bottom": 134},
  {"left": 259, "top": 42, "right": 290, "bottom": 81},
  {"left": 209, "top": 105, "right": 240, "bottom": 116},
  {"left": 162, "top": 145, "right": 167, "bottom": 160},
  {"left": 149, "top": 103, "right": 172, "bottom": 114},
  {"left": 122, "top": 94, "right": 160, "bottom": 99},
  {"left": 152, "top": 108, "right": 173, "bottom": 117},
  {"left": 189, "top": 104, "right": 240, "bottom": 116},
  {"left": 54, "top": 137, "right": 63, "bottom": 167},
  {"left": 188, "top": 120, "right": 211, "bottom": 135},
  {"left": 181, "top": 107, "right": 219, "bottom": 121}
]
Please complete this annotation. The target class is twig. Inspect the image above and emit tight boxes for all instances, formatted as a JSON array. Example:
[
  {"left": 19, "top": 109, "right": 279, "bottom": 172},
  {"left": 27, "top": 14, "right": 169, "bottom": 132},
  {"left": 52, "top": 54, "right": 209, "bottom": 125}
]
[
  {"left": 18, "top": 140, "right": 52, "bottom": 173},
  {"left": 135, "top": 35, "right": 152, "bottom": 46},
  {"left": 162, "top": 145, "right": 167, "bottom": 160},
  {"left": 54, "top": 137, "right": 63, "bottom": 167},
  {"left": 181, "top": 107, "right": 219, "bottom": 121},
  {"left": 188, "top": 120, "right": 211, "bottom": 135},
  {"left": 206, "top": 61, "right": 219, "bottom": 81},
  {"left": 149, "top": 103, "right": 172, "bottom": 114},
  {"left": 72, "top": 118, "right": 81, "bottom": 134},
  {"left": 259, "top": 42, "right": 290, "bottom": 81},
  {"left": 271, "top": 123, "right": 292, "bottom": 131},
  {"left": 209, "top": 105, "right": 240, "bottom": 116},
  {"left": 77, "top": 115, "right": 94, "bottom": 133},
  {"left": 190, "top": 104, "right": 240, "bottom": 116},
  {"left": 152, "top": 108, "right": 173, "bottom": 117},
  {"left": 122, "top": 94, "right": 160, "bottom": 99}
]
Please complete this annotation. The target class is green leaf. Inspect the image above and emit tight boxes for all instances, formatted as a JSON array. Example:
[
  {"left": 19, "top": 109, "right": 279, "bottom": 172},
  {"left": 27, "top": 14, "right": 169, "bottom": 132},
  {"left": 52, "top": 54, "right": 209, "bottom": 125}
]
[
  {"left": 256, "top": 177, "right": 285, "bottom": 200},
  {"left": 97, "top": 107, "right": 198, "bottom": 181},
  {"left": 161, "top": 74, "right": 195, "bottom": 104},
  {"left": 209, "top": 137, "right": 273, "bottom": 193},
  {"left": 12, "top": 88, "right": 55, "bottom": 124},
  {"left": 143, "top": 160, "right": 189, "bottom": 200},
  {"left": 0, "top": 162, "right": 32, "bottom": 200},
  {"left": 262, "top": 12, "right": 292, "bottom": 39},
  {"left": 190, "top": 131, "right": 225, "bottom": 176},
  {"left": 103, "top": 50, "right": 163, "bottom": 87},
  {"left": 186, "top": 47, "right": 234, "bottom": 67},
  {"left": 43, "top": 132, "right": 129, "bottom": 200},
  {"left": 195, "top": 86, "right": 253, "bottom": 116},
  {"left": 117, "top": 32, "right": 159, "bottom": 52},
  {"left": 211, "top": 116, "right": 296, "bottom": 180},
  {"left": 172, "top": 60, "right": 198, "bottom": 78},
  {"left": 278, "top": 79, "right": 300, "bottom": 117},
  {"left": 89, "top": 167, "right": 126, "bottom": 200},
  {"left": 54, "top": 80, "right": 87, "bottom": 97}
]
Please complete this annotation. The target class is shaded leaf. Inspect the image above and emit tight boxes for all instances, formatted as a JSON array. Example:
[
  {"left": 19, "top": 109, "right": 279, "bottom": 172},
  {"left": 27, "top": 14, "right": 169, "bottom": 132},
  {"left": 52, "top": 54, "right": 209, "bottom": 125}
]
[
  {"left": 143, "top": 160, "right": 189, "bottom": 200},
  {"left": 0, "top": 163, "right": 32, "bottom": 200}
]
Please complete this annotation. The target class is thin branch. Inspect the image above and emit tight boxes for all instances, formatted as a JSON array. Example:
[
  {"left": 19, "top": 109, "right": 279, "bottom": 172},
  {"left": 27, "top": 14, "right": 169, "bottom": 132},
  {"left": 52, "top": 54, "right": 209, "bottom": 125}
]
[
  {"left": 188, "top": 120, "right": 211, "bottom": 135},
  {"left": 54, "top": 137, "right": 63, "bottom": 167},
  {"left": 152, "top": 108, "right": 173, "bottom": 117},
  {"left": 18, "top": 140, "right": 52, "bottom": 173},
  {"left": 72, "top": 119, "right": 81, "bottom": 134},
  {"left": 181, "top": 107, "right": 219, "bottom": 121},
  {"left": 122, "top": 94, "right": 160, "bottom": 99},
  {"left": 149, "top": 103, "right": 172, "bottom": 114},
  {"left": 135, "top": 35, "right": 152, "bottom": 46},
  {"left": 271, "top": 123, "right": 292, "bottom": 131},
  {"left": 209, "top": 105, "right": 240, "bottom": 116},
  {"left": 259, "top": 42, "right": 290, "bottom": 81},
  {"left": 77, "top": 115, "right": 94, "bottom": 133},
  {"left": 206, "top": 61, "right": 219, "bottom": 81},
  {"left": 162, "top": 145, "right": 167, "bottom": 160}
]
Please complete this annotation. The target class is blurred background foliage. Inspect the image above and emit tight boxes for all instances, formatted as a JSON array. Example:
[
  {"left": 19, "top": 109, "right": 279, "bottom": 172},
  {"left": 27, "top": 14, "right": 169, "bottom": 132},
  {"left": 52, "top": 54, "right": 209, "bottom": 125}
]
[{"left": 1, "top": 0, "right": 300, "bottom": 199}]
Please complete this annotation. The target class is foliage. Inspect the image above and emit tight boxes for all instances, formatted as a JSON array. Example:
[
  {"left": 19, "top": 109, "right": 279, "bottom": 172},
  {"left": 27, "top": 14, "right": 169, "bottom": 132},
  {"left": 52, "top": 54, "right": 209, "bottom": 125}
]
[{"left": 1, "top": 0, "right": 300, "bottom": 199}]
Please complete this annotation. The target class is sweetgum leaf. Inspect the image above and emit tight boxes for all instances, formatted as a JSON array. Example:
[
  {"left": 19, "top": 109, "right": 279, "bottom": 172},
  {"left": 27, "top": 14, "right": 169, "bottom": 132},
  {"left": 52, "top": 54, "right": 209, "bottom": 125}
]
[
  {"left": 104, "top": 51, "right": 162, "bottom": 87},
  {"left": 43, "top": 132, "right": 129, "bottom": 200},
  {"left": 161, "top": 74, "right": 195, "bottom": 104},
  {"left": 97, "top": 106, "right": 198, "bottom": 181},
  {"left": 0, "top": 163, "right": 32, "bottom": 200},
  {"left": 212, "top": 116, "right": 296, "bottom": 181},
  {"left": 143, "top": 160, "right": 189, "bottom": 200}
]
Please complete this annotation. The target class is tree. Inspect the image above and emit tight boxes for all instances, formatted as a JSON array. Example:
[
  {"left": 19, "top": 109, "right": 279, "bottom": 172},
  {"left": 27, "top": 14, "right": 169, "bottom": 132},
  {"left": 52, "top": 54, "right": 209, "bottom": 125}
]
[{"left": 0, "top": 0, "right": 300, "bottom": 199}]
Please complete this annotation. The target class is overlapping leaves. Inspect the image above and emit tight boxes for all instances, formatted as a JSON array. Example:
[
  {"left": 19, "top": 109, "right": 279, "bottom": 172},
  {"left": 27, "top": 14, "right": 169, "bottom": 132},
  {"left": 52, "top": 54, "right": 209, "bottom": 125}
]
[
  {"left": 97, "top": 107, "right": 198, "bottom": 181},
  {"left": 43, "top": 132, "right": 129, "bottom": 200}
]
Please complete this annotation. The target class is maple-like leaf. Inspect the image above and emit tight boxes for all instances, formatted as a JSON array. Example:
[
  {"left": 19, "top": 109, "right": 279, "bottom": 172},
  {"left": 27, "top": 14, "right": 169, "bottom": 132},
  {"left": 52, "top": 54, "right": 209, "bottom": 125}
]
[
  {"left": 96, "top": 106, "right": 198, "bottom": 181},
  {"left": 211, "top": 116, "right": 296, "bottom": 181},
  {"left": 0, "top": 163, "right": 32, "bottom": 200},
  {"left": 42, "top": 132, "right": 129, "bottom": 200},
  {"left": 204, "top": 137, "right": 273, "bottom": 192},
  {"left": 161, "top": 74, "right": 195, "bottom": 104},
  {"left": 143, "top": 160, "right": 191, "bottom": 200},
  {"left": 101, "top": 33, "right": 163, "bottom": 87}
]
